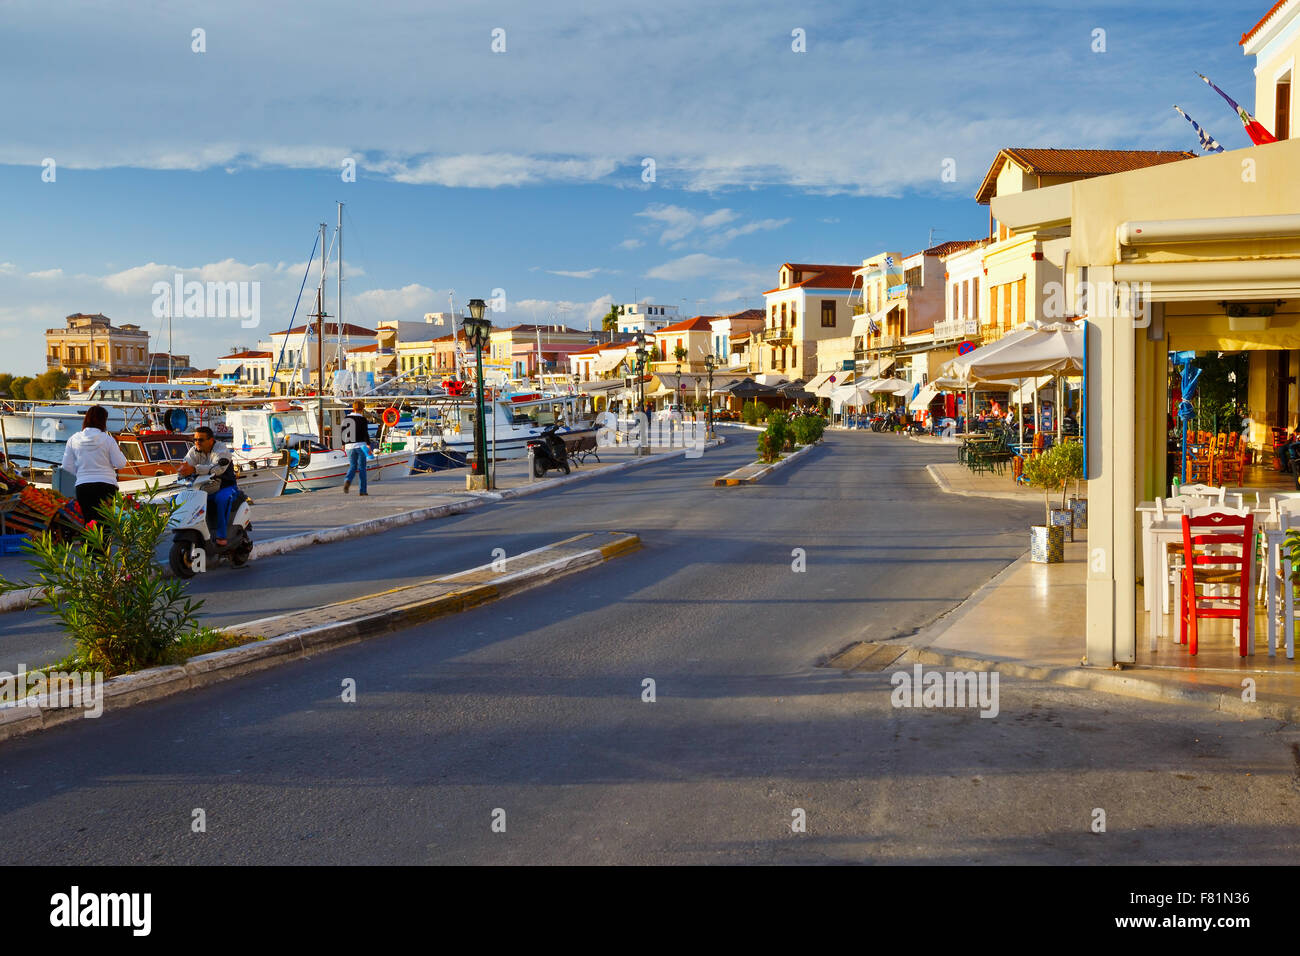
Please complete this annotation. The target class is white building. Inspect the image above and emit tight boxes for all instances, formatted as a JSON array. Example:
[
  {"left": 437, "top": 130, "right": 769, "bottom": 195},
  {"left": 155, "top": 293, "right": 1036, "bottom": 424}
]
[
  {"left": 256, "top": 322, "right": 378, "bottom": 385},
  {"left": 617, "top": 303, "right": 680, "bottom": 334}
]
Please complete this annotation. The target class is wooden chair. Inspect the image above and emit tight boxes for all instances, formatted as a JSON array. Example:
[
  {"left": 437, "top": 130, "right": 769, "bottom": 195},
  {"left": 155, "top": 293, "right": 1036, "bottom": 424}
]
[
  {"left": 1178, "top": 507, "right": 1254, "bottom": 657},
  {"left": 1216, "top": 434, "right": 1246, "bottom": 486},
  {"left": 1185, "top": 443, "right": 1215, "bottom": 484}
]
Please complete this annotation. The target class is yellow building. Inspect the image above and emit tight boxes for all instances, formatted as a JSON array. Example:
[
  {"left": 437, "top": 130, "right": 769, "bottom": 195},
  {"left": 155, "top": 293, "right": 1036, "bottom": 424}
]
[
  {"left": 45, "top": 313, "right": 151, "bottom": 388},
  {"left": 1241, "top": 0, "right": 1299, "bottom": 140}
]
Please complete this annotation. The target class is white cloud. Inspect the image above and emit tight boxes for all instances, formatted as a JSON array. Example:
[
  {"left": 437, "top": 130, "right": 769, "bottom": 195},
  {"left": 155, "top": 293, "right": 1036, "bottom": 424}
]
[
  {"left": 646, "top": 254, "right": 745, "bottom": 282},
  {"left": 512, "top": 295, "right": 615, "bottom": 329},
  {"left": 546, "top": 268, "right": 606, "bottom": 279},
  {"left": 634, "top": 204, "right": 790, "bottom": 250},
  {"left": 373, "top": 154, "right": 619, "bottom": 189},
  {"left": 617, "top": 239, "right": 643, "bottom": 250},
  {"left": 28, "top": 268, "right": 63, "bottom": 279},
  {"left": 349, "top": 284, "right": 440, "bottom": 322}
]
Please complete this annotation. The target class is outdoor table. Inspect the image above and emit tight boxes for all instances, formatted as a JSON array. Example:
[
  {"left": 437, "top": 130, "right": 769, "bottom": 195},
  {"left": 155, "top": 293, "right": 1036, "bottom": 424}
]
[
  {"left": 1139, "top": 499, "right": 1268, "bottom": 651},
  {"left": 1260, "top": 525, "right": 1298, "bottom": 659}
]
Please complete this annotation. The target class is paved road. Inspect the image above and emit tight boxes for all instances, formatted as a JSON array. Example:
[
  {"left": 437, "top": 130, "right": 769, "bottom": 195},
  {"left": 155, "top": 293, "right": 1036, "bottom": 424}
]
[{"left": 14, "top": 430, "right": 1290, "bottom": 863}]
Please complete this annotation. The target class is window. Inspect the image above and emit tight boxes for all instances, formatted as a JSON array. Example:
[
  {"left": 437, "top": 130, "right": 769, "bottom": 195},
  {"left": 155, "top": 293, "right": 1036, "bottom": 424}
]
[
  {"left": 790, "top": 307, "right": 797, "bottom": 328},
  {"left": 791, "top": 346, "right": 797, "bottom": 368},
  {"left": 792, "top": 270, "right": 802, "bottom": 284},
  {"left": 1016, "top": 277, "right": 1026, "bottom": 326},
  {"left": 962, "top": 281, "right": 969, "bottom": 320},
  {"left": 114, "top": 346, "right": 121, "bottom": 360},
  {"left": 821, "top": 299, "right": 836, "bottom": 327},
  {"left": 1002, "top": 284, "right": 1013, "bottom": 331},
  {"left": 770, "top": 305, "right": 776, "bottom": 323},
  {"left": 1277, "top": 75, "right": 1292, "bottom": 140},
  {"left": 989, "top": 284, "right": 1000, "bottom": 327},
  {"left": 952, "top": 287, "right": 959, "bottom": 321},
  {"left": 972, "top": 277, "right": 979, "bottom": 318},
  {"left": 904, "top": 266, "right": 922, "bottom": 289},
  {"left": 118, "top": 440, "right": 144, "bottom": 463},
  {"left": 780, "top": 302, "right": 787, "bottom": 325}
]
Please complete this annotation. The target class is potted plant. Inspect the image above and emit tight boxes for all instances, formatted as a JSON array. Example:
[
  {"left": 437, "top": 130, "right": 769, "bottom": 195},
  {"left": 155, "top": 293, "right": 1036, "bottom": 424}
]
[{"left": 1022, "top": 444, "right": 1072, "bottom": 563}]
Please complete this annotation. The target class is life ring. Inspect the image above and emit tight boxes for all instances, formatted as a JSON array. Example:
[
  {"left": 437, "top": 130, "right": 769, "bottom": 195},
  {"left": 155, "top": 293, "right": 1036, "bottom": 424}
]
[{"left": 382, "top": 407, "right": 400, "bottom": 427}]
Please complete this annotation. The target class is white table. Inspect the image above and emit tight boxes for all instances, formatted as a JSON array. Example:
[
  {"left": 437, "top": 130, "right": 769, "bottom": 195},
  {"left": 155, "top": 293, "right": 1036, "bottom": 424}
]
[
  {"left": 1261, "top": 526, "right": 1298, "bottom": 659},
  {"left": 1141, "top": 506, "right": 1264, "bottom": 652}
]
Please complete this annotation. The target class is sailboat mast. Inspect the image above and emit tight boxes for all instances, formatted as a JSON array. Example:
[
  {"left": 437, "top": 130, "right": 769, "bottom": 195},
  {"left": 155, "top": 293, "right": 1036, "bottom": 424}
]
[
  {"left": 317, "top": 221, "right": 326, "bottom": 440},
  {"left": 337, "top": 201, "right": 344, "bottom": 386}
]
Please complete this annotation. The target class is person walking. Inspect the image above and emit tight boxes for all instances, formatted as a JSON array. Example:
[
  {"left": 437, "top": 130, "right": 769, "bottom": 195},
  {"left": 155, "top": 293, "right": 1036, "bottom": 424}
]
[
  {"left": 342, "top": 400, "right": 372, "bottom": 495},
  {"left": 60, "top": 405, "right": 127, "bottom": 527}
]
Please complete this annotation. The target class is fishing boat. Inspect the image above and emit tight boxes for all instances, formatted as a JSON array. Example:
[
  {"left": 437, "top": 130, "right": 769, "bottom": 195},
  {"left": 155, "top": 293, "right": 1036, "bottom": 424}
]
[
  {"left": 436, "top": 390, "right": 597, "bottom": 464},
  {"left": 227, "top": 404, "right": 413, "bottom": 492},
  {"left": 0, "top": 380, "right": 222, "bottom": 441}
]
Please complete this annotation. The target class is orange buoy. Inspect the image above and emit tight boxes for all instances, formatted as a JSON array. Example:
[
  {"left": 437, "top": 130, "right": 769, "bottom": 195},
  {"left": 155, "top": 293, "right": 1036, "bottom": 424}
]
[{"left": 382, "top": 407, "right": 400, "bottom": 427}]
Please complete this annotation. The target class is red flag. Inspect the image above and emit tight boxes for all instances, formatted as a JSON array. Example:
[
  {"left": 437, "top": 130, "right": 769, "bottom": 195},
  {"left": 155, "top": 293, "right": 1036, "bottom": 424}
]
[{"left": 1197, "top": 72, "right": 1277, "bottom": 146}]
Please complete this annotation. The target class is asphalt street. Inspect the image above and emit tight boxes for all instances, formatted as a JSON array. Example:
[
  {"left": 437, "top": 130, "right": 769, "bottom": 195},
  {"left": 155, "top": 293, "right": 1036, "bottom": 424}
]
[{"left": 5, "top": 428, "right": 1295, "bottom": 864}]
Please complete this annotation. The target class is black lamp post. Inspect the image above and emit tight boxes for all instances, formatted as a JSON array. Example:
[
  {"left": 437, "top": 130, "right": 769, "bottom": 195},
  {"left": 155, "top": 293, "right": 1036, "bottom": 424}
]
[
  {"left": 705, "top": 353, "right": 717, "bottom": 438},
  {"left": 463, "top": 299, "right": 491, "bottom": 486}
]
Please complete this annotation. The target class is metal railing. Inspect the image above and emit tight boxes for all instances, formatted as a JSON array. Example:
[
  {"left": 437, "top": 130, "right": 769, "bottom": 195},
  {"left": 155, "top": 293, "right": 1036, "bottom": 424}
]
[{"left": 763, "top": 326, "right": 793, "bottom": 343}]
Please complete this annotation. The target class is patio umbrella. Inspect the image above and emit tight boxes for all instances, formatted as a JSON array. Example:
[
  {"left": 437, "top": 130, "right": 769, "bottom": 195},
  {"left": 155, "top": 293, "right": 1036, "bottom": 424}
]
[{"left": 865, "top": 377, "right": 911, "bottom": 394}]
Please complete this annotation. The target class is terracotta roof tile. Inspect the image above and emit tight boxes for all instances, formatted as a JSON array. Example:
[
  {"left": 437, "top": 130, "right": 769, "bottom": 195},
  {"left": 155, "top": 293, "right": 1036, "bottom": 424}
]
[
  {"left": 220, "top": 350, "right": 273, "bottom": 359},
  {"left": 653, "top": 316, "right": 715, "bottom": 333},
  {"left": 280, "top": 322, "right": 376, "bottom": 336},
  {"left": 763, "top": 264, "right": 861, "bottom": 295},
  {"left": 1241, "top": 0, "right": 1294, "bottom": 45},
  {"left": 975, "top": 148, "right": 1195, "bottom": 204}
]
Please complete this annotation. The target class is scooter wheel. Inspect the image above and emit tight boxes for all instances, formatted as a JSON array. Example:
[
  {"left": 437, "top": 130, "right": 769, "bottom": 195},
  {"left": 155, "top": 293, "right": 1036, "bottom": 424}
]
[
  {"left": 229, "top": 540, "right": 253, "bottom": 567},
  {"left": 560, "top": 459, "right": 570, "bottom": 476},
  {"left": 169, "top": 541, "right": 197, "bottom": 579},
  {"left": 533, "top": 457, "right": 547, "bottom": 478}
]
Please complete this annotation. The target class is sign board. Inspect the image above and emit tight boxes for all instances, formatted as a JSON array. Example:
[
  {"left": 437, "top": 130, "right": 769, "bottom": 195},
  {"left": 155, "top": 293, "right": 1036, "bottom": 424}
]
[
  {"left": 841, "top": 360, "right": 855, "bottom": 371},
  {"left": 957, "top": 341, "right": 976, "bottom": 355}
]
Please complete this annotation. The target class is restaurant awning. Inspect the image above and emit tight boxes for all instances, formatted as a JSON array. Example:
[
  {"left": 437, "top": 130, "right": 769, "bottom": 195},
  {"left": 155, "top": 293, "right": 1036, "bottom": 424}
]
[
  {"left": 908, "top": 384, "right": 940, "bottom": 411},
  {"left": 807, "top": 370, "right": 853, "bottom": 397},
  {"left": 589, "top": 349, "right": 629, "bottom": 375},
  {"left": 857, "top": 356, "right": 896, "bottom": 379}
]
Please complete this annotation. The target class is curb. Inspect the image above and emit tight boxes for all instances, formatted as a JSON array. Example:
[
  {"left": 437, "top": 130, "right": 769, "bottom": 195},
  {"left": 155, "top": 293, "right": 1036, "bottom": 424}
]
[
  {"left": 888, "top": 645, "right": 1300, "bottom": 724},
  {"left": 925, "top": 463, "right": 1042, "bottom": 503},
  {"left": 714, "top": 440, "right": 818, "bottom": 486},
  {"left": 0, "top": 438, "right": 724, "bottom": 614},
  {"left": 0, "top": 531, "right": 642, "bottom": 742}
]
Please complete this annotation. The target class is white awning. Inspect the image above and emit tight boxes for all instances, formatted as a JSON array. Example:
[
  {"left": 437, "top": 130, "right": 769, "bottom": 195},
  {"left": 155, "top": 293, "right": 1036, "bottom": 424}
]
[
  {"left": 589, "top": 349, "right": 629, "bottom": 375},
  {"left": 908, "top": 385, "right": 939, "bottom": 411},
  {"left": 807, "top": 370, "right": 853, "bottom": 397},
  {"left": 850, "top": 305, "right": 899, "bottom": 339},
  {"left": 857, "top": 356, "right": 896, "bottom": 379}
]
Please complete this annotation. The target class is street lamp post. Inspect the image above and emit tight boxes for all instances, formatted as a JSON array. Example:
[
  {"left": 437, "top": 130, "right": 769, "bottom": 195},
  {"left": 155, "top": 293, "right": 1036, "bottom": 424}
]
[
  {"left": 705, "top": 353, "right": 717, "bottom": 439},
  {"left": 634, "top": 330, "right": 649, "bottom": 454},
  {"left": 463, "top": 299, "right": 492, "bottom": 490}
]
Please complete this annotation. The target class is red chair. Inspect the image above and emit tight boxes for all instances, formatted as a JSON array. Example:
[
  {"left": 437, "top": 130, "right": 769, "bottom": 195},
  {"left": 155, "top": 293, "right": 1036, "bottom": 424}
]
[{"left": 1179, "top": 510, "right": 1254, "bottom": 657}]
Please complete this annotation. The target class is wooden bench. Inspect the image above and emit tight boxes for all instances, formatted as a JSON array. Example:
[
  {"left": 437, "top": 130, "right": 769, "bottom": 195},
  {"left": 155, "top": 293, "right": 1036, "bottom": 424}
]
[{"left": 563, "top": 433, "right": 600, "bottom": 466}]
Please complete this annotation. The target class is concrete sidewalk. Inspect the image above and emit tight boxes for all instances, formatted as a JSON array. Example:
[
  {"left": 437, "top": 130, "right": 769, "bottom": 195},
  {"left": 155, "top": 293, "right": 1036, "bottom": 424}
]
[{"left": 862, "top": 465, "right": 1300, "bottom": 720}]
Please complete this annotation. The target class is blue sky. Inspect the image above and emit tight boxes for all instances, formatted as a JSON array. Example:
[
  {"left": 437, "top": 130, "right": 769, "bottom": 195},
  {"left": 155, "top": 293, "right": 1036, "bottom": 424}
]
[{"left": 0, "top": 0, "right": 1273, "bottom": 372}]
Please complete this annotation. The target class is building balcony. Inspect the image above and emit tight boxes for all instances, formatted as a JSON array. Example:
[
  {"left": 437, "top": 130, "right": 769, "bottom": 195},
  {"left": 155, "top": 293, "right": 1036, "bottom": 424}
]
[
  {"left": 932, "top": 319, "right": 980, "bottom": 342},
  {"left": 763, "top": 326, "right": 793, "bottom": 344}
]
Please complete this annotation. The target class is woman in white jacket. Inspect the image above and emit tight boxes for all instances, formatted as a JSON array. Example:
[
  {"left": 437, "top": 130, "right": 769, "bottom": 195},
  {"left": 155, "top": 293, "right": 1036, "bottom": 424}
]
[{"left": 60, "top": 405, "right": 127, "bottom": 525}]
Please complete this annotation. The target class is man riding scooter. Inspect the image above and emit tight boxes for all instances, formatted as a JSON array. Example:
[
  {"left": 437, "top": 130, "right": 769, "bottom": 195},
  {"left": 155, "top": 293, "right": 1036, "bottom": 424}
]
[{"left": 178, "top": 426, "right": 238, "bottom": 547}]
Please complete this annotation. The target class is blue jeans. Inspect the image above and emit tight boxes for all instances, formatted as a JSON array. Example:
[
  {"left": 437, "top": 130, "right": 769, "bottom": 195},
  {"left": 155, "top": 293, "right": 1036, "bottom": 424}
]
[
  {"left": 210, "top": 486, "right": 238, "bottom": 541},
  {"left": 345, "top": 445, "right": 368, "bottom": 493}
]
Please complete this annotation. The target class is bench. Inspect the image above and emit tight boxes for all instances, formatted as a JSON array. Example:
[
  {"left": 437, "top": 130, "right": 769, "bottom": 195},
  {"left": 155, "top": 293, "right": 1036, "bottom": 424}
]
[{"left": 563, "top": 433, "right": 600, "bottom": 466}]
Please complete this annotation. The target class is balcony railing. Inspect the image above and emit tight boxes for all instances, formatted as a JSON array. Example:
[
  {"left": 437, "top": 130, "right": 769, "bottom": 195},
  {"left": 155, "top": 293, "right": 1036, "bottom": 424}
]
[
  {"left": 932, "top": 319, "right": 979, "bottom": 341},
  {"left": 763, "top": 326, "right": 793, "bottom": 343}
]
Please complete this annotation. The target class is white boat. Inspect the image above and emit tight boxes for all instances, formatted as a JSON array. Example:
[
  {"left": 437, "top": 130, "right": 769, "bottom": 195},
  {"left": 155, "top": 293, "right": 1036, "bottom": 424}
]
[
  {"left": 226, "top": 405, "right": 414, "bottom": 492},
  {"left": 438, "top": 390, "right": 597, "bottom": 462},
  {"left": 0, "top": 380, "right": 219, "bottom": 440},
  {"left": 114, "top": 460, "right": 291, "bottom": 500}
]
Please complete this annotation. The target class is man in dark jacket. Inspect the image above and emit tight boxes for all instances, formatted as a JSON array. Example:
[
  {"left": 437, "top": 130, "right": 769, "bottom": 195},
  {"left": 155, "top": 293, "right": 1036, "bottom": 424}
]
[{"left": 342, "top": 400, "right": 371, "bottom": 495}]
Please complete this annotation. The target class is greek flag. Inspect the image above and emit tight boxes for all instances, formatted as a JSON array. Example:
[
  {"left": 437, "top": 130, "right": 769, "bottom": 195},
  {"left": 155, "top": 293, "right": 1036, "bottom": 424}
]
[
  {"left": 1173, "top": 105, "right": 1224, "bottom": 153},
  {"left": 868, "top": 317, "right": 880, "bottom": 335},
  {"left": 884, "top": 256, "right": 895, "bottom": 267}
]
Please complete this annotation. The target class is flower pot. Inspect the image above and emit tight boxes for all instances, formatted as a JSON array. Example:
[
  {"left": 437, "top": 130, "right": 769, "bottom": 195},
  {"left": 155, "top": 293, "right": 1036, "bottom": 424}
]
[
  {"left": 1030, "top": 524, "right": 1065, "bottom": 564},
  {"left": 1050, "top": 507, "right": 1074, "bottom": 542},
  {"left": 1068, "top": 495, "right": 1087, "bottom": 530}
]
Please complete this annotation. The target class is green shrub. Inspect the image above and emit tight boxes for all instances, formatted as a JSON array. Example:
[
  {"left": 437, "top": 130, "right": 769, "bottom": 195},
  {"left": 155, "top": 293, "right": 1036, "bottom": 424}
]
[
  {"left": 0, "top": 492, "right": 203, "bottom": 677},
  {"left": 790, "top": 415, "right": 826, "bottom": 445},
  {"left": 742, "top": 400, "right": 760, "bottom": 425}
]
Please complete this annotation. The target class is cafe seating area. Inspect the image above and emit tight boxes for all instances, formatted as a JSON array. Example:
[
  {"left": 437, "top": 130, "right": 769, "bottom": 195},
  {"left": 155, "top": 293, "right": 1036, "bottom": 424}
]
[{"left": 1138, "top": 483, "right": 1300, "bottom": 664}]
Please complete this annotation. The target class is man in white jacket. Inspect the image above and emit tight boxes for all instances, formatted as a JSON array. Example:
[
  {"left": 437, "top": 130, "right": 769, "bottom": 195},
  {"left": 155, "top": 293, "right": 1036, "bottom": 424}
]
[{"left": 60, "top": 405, "right": 127, "bottom": 526}]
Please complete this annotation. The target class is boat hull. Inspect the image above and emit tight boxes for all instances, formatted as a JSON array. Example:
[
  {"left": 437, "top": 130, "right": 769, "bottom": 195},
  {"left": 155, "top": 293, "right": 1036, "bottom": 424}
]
[{"left": 286, "top": 449, "right": 415, "bottom": 491}]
